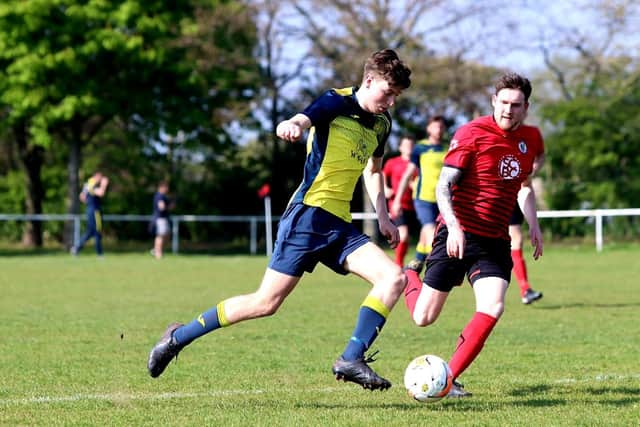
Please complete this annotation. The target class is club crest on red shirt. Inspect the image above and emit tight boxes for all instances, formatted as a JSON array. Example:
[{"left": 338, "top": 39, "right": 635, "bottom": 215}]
[
  {"left": 499, "top": 155, "right": 520, "bottom": 180},
  {"left": 518, "top": 141, "right": 528, "bottom": 153}
]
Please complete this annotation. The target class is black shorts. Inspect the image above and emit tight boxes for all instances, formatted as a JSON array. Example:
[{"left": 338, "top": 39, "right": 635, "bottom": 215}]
[
  {"left": 423, "top": 223, "right": 513, "bottom": 292},
  {"left": 509, "top": 204, "right": 524, "bottom": 225},
  {"left": 392, "top": 208, "right": 420, "bottom": 232}
]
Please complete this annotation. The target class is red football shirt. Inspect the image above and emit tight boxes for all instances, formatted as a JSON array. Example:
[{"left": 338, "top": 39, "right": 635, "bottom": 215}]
[
  {"left": 443, "top": 115, "right": 544, "bottom": 240},
  {"left": 383, "top": 155, "right": 416, "bottom": 211}
]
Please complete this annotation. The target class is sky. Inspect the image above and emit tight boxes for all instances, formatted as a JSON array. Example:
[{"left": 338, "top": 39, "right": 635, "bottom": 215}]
[
  {"left": 374, "top": 0, "right": 640, "bottom": 78},
  {"left": 438, "top": 0, "right": 640, "bottom": 74}
]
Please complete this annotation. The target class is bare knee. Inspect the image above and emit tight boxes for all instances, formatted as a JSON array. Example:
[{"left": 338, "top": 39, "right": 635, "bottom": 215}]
[
  {"left": 369, "top": 265, "right": 406, "bottom": 307},
  {"left": 413, "top": 311, "right": 438, "bottom": 327},
  {"left": 410, "top": 285, "right": 447, "bottom": 327},
  {"left": 389, "top": 266, "right": 407, "bottom": 299}
]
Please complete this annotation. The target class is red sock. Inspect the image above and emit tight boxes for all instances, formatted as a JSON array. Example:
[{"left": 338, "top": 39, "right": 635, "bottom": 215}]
[
  {"left": 448, "top": 312, "right": 497, "bottom": 379},
  {"left": 395, "top": 241, "right": 409, "bottom": 266},
  {"left": 403, "top": 269, "right": 422, "bottom": 316},
  {"left": 511, "top": 249, "right": 530, "bottom": 296}
]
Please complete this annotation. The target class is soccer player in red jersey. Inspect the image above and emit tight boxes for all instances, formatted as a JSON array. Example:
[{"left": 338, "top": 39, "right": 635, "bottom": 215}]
[
  {"left": 404, "top": 72, "right": 545, "bottom": 397},
  {"left": 383, "top": 135, "right": 418, "bottom": 266}
]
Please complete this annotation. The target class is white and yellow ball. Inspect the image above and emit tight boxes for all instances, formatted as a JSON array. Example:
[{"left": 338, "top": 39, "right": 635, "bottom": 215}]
[{"left": 403, "top": 354, "right": 453, "bottom": 403}]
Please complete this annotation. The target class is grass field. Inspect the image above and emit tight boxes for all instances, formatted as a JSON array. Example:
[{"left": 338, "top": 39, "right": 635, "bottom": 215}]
[{"left": 1, "top": 245, "right": 639, "bottom": 426}]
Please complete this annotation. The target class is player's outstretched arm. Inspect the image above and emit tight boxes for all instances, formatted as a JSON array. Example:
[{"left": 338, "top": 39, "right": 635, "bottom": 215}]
[
  {"left": 95, "top": 176, "right": 109, "bottom": 197},
  {"left": 276, "top": 113, "right": 311, "bottom": 142}
]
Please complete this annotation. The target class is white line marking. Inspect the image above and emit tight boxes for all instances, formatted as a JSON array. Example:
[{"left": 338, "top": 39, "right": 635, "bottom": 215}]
[
  {"left": 4, "top": 374, "right": 638, "bottom": 406},
  {"left": 554, "top": 373, "right": 640, "bottom": 384},
  {"left": 0, "top": 387, "right": 344, "bottom": 406}
]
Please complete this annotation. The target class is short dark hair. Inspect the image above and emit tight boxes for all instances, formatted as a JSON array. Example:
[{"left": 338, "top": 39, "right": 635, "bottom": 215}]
[
  {"left": 495, "top": 72, "right": 532, "bottom": 102},
  {"left": 428, "top": 115, "right": 446, "bottom": 125},
  {"left": 364, "top": 48, "right": 412, "bottom": 89}
]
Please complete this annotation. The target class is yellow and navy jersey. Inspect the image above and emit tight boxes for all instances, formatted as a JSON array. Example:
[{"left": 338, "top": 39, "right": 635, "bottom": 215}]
[
  {"left": 411, "top": 140, "right": 446, "bottom": 203},
  {"left": 289, "top": 87, "right": 392, "bottom": 222},
  {"left": 82, "top": 177, "right": 102, "bottom": 211}
]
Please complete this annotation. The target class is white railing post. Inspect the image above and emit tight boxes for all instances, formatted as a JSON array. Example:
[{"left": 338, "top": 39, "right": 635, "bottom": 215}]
[
  {"left": 172, "top": 218, "right": 179, "bottom": 254},
  {"left": 73, "top": 215, "right": 81, "bottom": 248},
  {"left": 250, "top": 217, "right": 257, "bottom": 255},
  {"left": 264, "top": 196, "right": 273, "bottom": 257},
  {"left": 595, "top": 211, "right": 603, "bottom": 252}
]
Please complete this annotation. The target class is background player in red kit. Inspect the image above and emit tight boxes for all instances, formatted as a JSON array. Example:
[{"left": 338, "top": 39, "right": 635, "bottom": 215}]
[
  {"left": 403, "top": 72, "right": 545, "bottom": 397},
  {"left": 383, "top": 135, "right": 417, "bottom": 266}
]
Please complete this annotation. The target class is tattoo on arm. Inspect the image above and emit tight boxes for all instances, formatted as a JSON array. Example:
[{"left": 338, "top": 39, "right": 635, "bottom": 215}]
[{"left": 436, "top": 166, "right": 463, "bottom": 228}]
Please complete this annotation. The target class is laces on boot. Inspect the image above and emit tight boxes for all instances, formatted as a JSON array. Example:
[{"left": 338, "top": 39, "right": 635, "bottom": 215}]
[{"left": 363, "top": 349, "right": 380, "bottom": 364}]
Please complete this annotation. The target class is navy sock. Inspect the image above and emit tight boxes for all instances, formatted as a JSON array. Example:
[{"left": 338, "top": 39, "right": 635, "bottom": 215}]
[
  {"left": 341, "top": 302, "right": 387, "bottom": 361},
  {"left": 173, "top": 306, "right": 222, "bottom": 345}
]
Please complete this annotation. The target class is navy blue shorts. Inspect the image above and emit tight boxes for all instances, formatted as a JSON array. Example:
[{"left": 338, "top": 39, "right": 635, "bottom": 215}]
[
  {"left": 414, "top": 199, "right": 439, "bottom": 226},
  {"left": 424, "top": 223, "right": 513, "bottom": 292},
  {"left": 268, "top": 204, "right": 370, "bottom": 277}
]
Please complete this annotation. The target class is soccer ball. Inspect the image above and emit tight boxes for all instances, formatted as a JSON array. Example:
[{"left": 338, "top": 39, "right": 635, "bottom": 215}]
[{"left": 403, "top": 354, "right": 453, "bottom": 403}]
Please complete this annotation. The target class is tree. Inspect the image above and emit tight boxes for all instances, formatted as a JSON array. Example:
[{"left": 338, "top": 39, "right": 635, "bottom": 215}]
[
  {"left": 290, "top": 0, "right": 502, "bottom": 128},
  {"left": 517, "top": 1, "right": 640, "bottom": 212},
  {"left": 247, "top": 0, "right": 311, "bottom": 215},
  {"left": 540, "top": 70, "right": 640, "bottom": 210},
  {"left": 0, "top": 0, "right": 260, "bottom": 246}
]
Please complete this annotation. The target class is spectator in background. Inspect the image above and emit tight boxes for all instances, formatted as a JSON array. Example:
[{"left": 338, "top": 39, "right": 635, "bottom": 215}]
[
  {"left": 392, "top": 116, "right": 447, "bottom": 273},
  {"left": 150, "top": 181, "right": 173, "bottom": 259},
  {"left": 383, "top": 135, "right": 418, "bottom": 266},
  {"left": 71, "top": 171, "right": 109, "bottom": 256}
]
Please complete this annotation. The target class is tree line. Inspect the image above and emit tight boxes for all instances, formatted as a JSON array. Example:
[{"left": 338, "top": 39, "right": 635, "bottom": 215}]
[{"left": 0, "top": 0, "right": 638, "bottom": 248}]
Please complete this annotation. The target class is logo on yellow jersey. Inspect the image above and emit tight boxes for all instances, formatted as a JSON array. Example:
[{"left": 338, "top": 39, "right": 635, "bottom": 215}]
[{"left": 351, "top": 138, "right": 369, "bottom": 165}]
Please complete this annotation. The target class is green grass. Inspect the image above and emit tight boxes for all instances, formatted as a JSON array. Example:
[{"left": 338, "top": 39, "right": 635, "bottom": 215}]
[{"left": 1, "top": 246, "right": 639, "bottom": 426}]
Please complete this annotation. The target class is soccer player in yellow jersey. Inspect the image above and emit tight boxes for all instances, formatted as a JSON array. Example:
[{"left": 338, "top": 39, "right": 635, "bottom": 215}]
[
  {"left": 391, "top": 116, "right": 447, "bottom": 273},
  {"left": 148, "top": 49, "right": 412, "bottom": 391},
  {"left": 70, "top": 171, "right": 109, "bottom": 256}
]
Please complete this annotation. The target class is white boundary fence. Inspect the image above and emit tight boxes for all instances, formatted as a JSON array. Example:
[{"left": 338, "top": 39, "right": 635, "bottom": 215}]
[
  {"left": 1, "top": 208, "right": 640, "bottom": 254},
  {"left": 355, "top": 208, "right": 640, "bottom": 253}
]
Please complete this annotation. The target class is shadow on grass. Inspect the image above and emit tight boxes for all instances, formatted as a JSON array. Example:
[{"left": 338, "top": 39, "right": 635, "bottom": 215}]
[
  {"left": 295, "top": 398, "right": 566, "bottom": 412},
  {"left": 295, "top": 383, "right": 639, "bottom": 412},
  {"left": 507, "top": 383, "right": 640, "bottom": 407},
  {"left": 537, "top": 302, "right": 640, "bottom": 310},
  {"left": 0, "top": 248, "right": 64, "bottom": 257}
]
